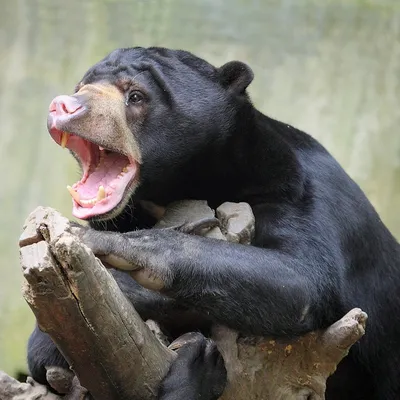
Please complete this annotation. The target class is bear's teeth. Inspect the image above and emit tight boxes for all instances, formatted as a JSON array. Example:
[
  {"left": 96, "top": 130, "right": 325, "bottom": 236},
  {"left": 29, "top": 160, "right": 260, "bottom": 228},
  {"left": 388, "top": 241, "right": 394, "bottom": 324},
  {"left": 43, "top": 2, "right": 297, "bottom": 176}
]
[
  {"left": 97, "top": 186, "right": 106, "bottom": 201},
  {"left": 80, "top": 198, "right": 97, "bottom": 205},
  {"left": 61, "top": 132, "right": 69, "bottom": 148},
  {"left": 67, "top": 185, "right": 80, "bottom": 202},
  {"left": 67, "top": 185, "right": 107, "bottom": 206}
]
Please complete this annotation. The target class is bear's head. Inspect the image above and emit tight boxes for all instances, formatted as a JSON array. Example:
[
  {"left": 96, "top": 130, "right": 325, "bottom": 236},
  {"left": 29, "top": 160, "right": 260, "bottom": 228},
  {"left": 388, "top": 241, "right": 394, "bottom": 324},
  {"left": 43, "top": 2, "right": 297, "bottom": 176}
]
[{"left": 47, "top": 47, "right": 254, "bottom": 220}]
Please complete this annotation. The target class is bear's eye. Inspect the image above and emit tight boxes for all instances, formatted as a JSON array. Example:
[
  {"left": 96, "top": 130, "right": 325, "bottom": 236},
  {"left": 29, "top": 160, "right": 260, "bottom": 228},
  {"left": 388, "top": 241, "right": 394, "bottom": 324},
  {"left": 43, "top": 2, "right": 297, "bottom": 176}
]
[{"left": 127, "top": 91, "right": 144, "bottom": 105}]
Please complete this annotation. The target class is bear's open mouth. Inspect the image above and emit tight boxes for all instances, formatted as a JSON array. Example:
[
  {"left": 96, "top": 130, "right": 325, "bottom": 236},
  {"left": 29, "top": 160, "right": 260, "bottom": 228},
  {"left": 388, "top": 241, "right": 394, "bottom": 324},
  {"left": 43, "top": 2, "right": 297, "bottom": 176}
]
[{"left": 49, "top": 129, "right": 139, "bottom": 220}]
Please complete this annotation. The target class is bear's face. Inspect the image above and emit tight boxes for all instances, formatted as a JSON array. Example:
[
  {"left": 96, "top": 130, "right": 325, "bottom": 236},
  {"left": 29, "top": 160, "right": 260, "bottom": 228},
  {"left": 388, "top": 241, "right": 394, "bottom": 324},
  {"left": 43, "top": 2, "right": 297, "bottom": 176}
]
[{"left": 47, "top": 47, "right": 254, "bottom": 220}]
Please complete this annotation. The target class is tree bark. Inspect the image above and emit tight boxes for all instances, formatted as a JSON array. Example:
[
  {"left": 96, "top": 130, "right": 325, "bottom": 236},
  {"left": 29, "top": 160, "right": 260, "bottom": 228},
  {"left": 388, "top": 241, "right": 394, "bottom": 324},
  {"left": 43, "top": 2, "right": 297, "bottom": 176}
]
[
  {"left": 0, "top": 371, "right": 60, "bottom": 400},
  {"left": 19, "top": 207, "right": 176, "bottom": 400},
  {"left": 214, "top": 308, "right": 367, "bottom": 400},
  {"left": 18, "top": 204, "right": 367, "bottom": 400}
]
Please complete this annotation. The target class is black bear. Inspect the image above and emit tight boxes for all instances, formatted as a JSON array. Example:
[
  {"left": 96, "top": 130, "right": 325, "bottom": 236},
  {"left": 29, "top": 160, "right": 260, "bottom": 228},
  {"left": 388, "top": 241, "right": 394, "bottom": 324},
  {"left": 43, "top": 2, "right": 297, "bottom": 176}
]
[{"left": 28, "top": 47, "right": 400, "bottom": 400}]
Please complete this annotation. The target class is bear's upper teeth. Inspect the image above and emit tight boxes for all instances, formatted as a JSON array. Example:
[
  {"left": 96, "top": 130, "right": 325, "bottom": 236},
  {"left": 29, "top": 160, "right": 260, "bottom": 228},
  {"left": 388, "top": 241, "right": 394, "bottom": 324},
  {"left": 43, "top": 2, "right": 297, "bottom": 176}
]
[{"left": 61, "top": 132, "right": 69, "bottom": 148}]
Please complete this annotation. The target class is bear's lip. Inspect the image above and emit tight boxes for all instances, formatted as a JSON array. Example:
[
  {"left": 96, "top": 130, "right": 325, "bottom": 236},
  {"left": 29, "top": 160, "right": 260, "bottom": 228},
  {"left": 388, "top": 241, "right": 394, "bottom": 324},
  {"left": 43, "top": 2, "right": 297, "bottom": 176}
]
[{"left": 49, "top": 127, "right": 139, "bottom": 220}]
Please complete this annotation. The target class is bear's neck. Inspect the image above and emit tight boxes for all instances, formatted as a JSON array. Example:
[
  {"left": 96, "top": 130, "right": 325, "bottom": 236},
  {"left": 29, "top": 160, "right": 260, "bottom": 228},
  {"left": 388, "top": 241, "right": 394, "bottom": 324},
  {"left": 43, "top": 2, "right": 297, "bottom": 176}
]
[{"left": 184, "top": 107, "right": 307, "bottom": 209}]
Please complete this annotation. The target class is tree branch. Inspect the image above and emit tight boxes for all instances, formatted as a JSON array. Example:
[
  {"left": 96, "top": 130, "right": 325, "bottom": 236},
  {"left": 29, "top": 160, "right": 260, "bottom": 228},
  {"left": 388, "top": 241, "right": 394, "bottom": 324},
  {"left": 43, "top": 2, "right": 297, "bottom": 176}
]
[
  {"left": 19, "top": 207, "right": 176, "bottom": 400},
  {"left": 214, "top": 308, "right": 367, "bottom": 400}
]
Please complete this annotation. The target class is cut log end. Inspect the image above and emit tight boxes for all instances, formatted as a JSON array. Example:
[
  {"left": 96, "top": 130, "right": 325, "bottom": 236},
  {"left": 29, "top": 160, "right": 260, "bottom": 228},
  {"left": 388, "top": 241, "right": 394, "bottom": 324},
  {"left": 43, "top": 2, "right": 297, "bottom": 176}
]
[{"left": 20, "top": 207, "right": 175, "bottom": 400}]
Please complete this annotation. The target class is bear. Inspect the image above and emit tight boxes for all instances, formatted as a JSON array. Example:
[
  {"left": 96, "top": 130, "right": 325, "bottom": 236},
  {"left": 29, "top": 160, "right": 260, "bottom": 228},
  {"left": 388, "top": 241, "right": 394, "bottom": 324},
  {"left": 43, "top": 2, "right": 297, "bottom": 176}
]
[{"left": 27, "top": 46, "right": 400, "bottom": 400}]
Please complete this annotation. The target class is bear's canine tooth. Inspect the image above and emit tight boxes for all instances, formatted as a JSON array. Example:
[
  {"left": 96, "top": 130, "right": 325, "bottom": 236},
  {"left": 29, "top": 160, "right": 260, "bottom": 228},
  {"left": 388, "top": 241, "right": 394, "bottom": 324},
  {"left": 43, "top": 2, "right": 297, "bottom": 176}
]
[
  {"left": 61, "top": 132, "right": 69, "bottom": 149},
  {"left": 95, "top": 151, "right": 105, "bottom": 171},
  {"left": 97, "top": 185, "right": 106, "bottom": 201},
  {"left": 67, "top": 185, "right": 80, "bottom": 202}
]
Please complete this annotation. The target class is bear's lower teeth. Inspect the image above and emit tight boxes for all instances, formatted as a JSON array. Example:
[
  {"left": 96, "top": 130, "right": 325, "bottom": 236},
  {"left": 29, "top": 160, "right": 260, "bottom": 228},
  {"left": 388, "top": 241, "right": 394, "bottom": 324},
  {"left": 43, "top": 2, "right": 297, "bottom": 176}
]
[{"left": 67, "top": 185, "right": 106, "bottom": 207}]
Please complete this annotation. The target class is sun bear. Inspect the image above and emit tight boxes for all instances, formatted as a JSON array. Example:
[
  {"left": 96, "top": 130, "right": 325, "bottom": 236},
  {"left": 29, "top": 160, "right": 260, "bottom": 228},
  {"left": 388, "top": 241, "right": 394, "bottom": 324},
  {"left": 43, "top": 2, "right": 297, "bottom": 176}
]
[{"left": 28, "top": 47, "right": 400, "bottom": 399}]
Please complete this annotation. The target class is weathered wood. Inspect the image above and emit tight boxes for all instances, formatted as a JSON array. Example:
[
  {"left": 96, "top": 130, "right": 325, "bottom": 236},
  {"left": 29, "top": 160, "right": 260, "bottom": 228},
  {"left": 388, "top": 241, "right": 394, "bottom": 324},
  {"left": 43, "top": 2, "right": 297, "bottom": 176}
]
[
  {"left": 20, "top": 207, "right": 176, "bottom": 400},
  {"left": 215, "top": 309, "right": 367, "bottom": 400},
  {"left": 0, "top": 370, "right": 93, "bottom": 400},
  {"left": 0, "top": 371, "right": 60, "bottom": 400},
  {"left": 19, "top": 203, "right": 367, "bottom": 400}
]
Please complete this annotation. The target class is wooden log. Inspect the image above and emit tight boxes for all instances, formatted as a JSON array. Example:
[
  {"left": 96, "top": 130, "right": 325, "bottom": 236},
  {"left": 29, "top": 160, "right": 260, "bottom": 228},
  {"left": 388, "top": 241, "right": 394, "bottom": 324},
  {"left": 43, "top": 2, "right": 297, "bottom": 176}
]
[
  {"left": 215, "top": 308, "right": 367, "bottom": 400},
  {"left": 0, "top": 370, "right": 93, "bottom": 400},
  {"left": 18, "top": 204, "right": 367, "bottom": 400},
  {"left": 19, "top": 207, "right": 176, "bottom": 400},
  {"left": 0, "top": 371, "right": 61, "bottom": 400}
]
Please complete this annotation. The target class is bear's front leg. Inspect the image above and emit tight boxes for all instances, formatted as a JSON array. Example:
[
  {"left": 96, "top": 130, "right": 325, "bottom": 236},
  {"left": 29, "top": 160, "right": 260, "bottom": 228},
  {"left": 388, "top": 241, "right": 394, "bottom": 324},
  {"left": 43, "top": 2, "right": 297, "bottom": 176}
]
[
  {"left": 73, "top": 219, "right": 220, "bottom": 292},
  {"left": 74, "top": 224, "right": 315, "bottom": 337}
]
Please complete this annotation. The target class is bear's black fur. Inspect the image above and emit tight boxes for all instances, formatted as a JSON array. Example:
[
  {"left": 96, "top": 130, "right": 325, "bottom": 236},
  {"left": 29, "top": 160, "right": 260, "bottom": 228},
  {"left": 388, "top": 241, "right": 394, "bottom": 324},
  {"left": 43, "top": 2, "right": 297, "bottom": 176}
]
[{"left": 29, "top": 47, "right": 400, "bottom": 400}]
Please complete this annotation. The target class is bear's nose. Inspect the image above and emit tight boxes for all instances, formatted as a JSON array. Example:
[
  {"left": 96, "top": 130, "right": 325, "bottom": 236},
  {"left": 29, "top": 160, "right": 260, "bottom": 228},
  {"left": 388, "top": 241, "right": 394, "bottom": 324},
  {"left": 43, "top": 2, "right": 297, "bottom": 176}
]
[{"left": 49, "top": 95, "right": 82, "bottom": 116}]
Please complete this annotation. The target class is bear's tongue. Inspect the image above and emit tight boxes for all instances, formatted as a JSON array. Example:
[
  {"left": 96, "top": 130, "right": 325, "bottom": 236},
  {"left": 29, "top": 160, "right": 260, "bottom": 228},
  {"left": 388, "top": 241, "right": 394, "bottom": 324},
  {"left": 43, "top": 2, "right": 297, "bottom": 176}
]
[
  {"left": 66, "top": 145, "right": 137, "bottom": 220},
  {"left": 75, "top": 151, "right": 128, "bottom": 200}
]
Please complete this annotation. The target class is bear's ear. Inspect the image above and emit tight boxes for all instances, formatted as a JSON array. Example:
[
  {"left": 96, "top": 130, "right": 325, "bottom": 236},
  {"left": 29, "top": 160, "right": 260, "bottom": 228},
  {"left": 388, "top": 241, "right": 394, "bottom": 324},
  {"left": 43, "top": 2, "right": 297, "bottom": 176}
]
[{"left": 218, "top": 61, "right": 254, "bottom": 93}]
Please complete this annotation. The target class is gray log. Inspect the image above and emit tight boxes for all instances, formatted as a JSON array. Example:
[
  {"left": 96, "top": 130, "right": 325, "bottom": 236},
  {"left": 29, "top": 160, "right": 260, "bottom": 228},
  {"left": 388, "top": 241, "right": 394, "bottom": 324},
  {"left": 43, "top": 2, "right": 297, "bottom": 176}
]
[
  {"left": 19, "top": 207, "right": 176, "bottom": 400},
  {"left": 18, "top": 204, "right": 367, "bottom": 400}
]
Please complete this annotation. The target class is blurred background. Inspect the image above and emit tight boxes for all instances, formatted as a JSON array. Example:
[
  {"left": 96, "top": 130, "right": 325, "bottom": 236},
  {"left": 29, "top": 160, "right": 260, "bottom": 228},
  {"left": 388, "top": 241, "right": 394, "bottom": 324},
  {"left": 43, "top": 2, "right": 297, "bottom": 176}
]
[{"left": 0, "top": 0, "right": 399, "bottom": 378}]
